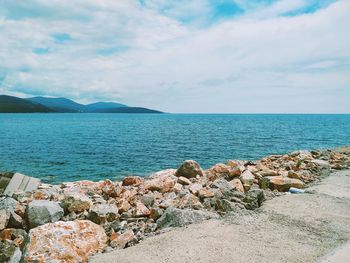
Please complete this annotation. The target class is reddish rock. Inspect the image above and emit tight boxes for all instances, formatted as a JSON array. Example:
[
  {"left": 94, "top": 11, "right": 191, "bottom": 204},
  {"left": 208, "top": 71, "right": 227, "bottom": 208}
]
[
  {"left": 198, "top": 188, "right": 214, "bottom": 198},
  {"left": 134, "top": 202, "right": 151, "bottom": 217},
  {"left": 145, "top": 177, "right": 176, "bottom": 193},
  {"left": 226, "top": 160, "right": 241, "bottom": 167},
  {"left": 117, "top": 199, "right": 131, "bottom": 213},
  {"left": 175, "top": 160, "right": 204, "bottom": 178},
  {"left": 260, "top": 168, "right": 278, "bottom": 177},
  {"left": 122, "top": 176, "right": 143, "bottom": 186},
  {"left": 32, "top": 190, "right": 50, "bottom": 200},
  {"left": 110, "top": 230, "right": 135, "bottom": 249},
  {"left": 288, "top": 171, "right": 301, "bottom": 179},
  {"left": 177, "top": 176, "right": 191, "bottom": 185},
  {"left": 266, "top": 176, "right": 304, "bottom": 192},
  {"left": 121, "top": 189, "right": 138, "bottom": 202},
  {"left": 99, "top": 180, "right": 122, "bottom": 197},
  {"left": 211, "top": 163, "right": 241, "bottom": 178},
  {"left": 230, "top": 178, "right": 245, "bottom": 193},
  {"left": 24, "top": 220, "right": 107, "bottom": 262}
]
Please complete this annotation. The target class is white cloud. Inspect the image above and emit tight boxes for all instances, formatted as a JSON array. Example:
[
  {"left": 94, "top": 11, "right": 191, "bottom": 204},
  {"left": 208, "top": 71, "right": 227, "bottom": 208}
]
[{"left": 0, "top": 0, "right": 349, "bottom": 113}]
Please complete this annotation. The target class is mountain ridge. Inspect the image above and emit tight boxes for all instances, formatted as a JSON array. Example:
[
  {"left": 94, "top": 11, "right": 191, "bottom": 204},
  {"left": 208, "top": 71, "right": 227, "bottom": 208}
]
[
  {"left": 0, "top": 95, "right": 54, "bottom": 113},
  {"left": 0, "top": 95, "right": 163, "bottom": 113}
]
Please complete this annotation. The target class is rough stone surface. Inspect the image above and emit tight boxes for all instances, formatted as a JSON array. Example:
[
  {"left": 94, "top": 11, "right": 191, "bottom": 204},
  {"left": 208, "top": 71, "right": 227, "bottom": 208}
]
[
  {"left": 198, "top": 188, "right": 214, "bottom": 198},
  {"left": 210, "top": 178, "right": 232, "bottom": 193},
  {"left": 0, "top": 240, "right": 21, "bottom": 263},
  {"left": 26, "top": 200, "right": 64, "bottom": 229},
  {"left": 177, "top": 176, "right": 191, "bottom": 185},
  {"left": 243, "top": 189, "right": 265, "bottom": 210},
  {"left": 157, "top": 207, "right": 219, "bottom": 229},
  {"left": 145, "top": 175, "right": 176, "bottom": 193},
  {"left": 0, "top": 197, "right": 24, "bottom": 229},
  {"left": 0, "top": 228, "right": 29, "bottom": 251},
  {"left": 266, "top": 176, "right": 304, "bottom": 192},
  {"left": 189, "top": 183, "right": 202, "bottom": 195},
  {"left": 230, "top": 178, "right": 245, "bottom": 193},
  {"left": 239, "top": 170, "right": 255, "bottom": 191},
  {"left": 0, "top": 209, "right": 9, "bottom": 231},
  {"left": 110, "top": 230, "right": 135, "bottom": 249},
  {"left": 175, "top": 160, "right": 204, "bottom": 178},
  {"left": 141, "top": 195, "right": 155, "bottom": 208},
  {"left": 61, "top": 192, "right": 92, "bottom": 213},
  {"left": 24, "top": 220, "right": 107, "bottom": 262},
  {"left": 134, "top": 202, "right": 151, "bottom": 217},
  {"left": 88, "top": 204, "right": 119, "bottom": 225},
  {"left": 122, "top": 176, "right": 143, "bottom": 186}
]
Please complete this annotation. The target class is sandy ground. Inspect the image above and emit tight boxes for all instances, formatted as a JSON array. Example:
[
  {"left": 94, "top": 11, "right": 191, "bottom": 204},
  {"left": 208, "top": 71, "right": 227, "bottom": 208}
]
[{"left": 90, "top": 170, "right": 350, "bottom": 263}]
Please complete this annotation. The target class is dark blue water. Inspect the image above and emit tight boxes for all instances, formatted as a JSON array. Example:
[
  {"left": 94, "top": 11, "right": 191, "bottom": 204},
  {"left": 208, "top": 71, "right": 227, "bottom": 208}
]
[{"left": 0, "top": 114, "right": 349, "bottom": 183}]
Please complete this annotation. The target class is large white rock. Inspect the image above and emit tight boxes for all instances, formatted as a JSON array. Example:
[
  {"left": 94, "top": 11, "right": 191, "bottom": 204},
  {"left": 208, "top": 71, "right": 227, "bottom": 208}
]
[{"left": 24, "top": 220, "right": 107, "bottom": 262}]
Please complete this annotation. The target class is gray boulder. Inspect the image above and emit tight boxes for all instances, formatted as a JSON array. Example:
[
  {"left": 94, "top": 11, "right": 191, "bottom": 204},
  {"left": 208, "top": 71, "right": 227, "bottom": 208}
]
[
  {"left": 88, "top": 204, "right": 119, "bottom": 225},
  {"left": 157, "top": 207, "right": 219, "bottom": 229},
  {"left": 26, "top": 200, "right": 64, "bottom": 229},
  {"left": 175, "top": 160, "right": 204, "bottom": 178},
  {"left": 142, "top": 194, "right": 155, "bottom": 208},
  {"left": 0, "top": 209, "right": 9, "bottom": 231},
  {"left": 239, "top": 170, "right": 255, "bottom": 190},
  {"left": 214, "top": 199, "right": 240, "bottom": 213},
  {"left": 210, "top": 178, "right": 233, "bottom": 193},
  {"left": 0, "top": 197, "right": 24, "bottom": 229},
  {"left": 243, "top": 189, "right": 265, "bottom": 210}
]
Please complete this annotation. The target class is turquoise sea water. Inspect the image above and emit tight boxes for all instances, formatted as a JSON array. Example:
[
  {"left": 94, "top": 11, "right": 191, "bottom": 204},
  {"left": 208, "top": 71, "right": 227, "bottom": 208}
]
[{"left": 0, "top": 114, "right": 349, "bottom": 184}]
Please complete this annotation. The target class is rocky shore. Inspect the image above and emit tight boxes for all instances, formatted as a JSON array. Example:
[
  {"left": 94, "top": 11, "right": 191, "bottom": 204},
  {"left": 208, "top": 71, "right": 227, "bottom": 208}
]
[{"left": 1, "top": 147, "right": 350, "bottom": 262}]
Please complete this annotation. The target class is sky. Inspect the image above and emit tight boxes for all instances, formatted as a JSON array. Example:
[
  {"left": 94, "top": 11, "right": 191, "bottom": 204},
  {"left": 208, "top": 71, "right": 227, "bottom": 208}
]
[{"left": 0, "top": 0, "right": 349, "bottom": 113}]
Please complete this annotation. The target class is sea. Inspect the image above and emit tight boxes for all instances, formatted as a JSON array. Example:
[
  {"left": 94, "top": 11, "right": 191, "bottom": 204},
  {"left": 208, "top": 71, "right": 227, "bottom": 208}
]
[{"left": 0, "top": 113, "right": 349, "bottom": 184}]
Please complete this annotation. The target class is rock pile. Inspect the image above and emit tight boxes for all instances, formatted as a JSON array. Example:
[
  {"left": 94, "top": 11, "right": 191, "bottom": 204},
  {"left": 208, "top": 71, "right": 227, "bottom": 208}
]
[{"left": 0, "top": 148, "right": 349, "bottom": 262}]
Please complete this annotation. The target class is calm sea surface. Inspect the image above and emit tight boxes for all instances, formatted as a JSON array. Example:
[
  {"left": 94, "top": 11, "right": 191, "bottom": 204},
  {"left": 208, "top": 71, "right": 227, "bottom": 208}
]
[{"left": 0, "top": 114, "right": 349, "bottom": 184}]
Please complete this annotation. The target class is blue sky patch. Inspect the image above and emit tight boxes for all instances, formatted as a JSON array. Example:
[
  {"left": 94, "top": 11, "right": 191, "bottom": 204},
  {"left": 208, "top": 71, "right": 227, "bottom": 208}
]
[
  {"left": 283, "top": 0, "right": 336, "bottom": 16},
  {"left": 32, "top": 47, "right": 50, "bottom": 55},
  {"left": 52, "top": 33, "right": 72, "bottom": 44},
  {"left": 211, "top": 0, "right": 244, "bottom": 20},
  {"left": 97, "top": 46, "right": 128, "bottom": 56}
]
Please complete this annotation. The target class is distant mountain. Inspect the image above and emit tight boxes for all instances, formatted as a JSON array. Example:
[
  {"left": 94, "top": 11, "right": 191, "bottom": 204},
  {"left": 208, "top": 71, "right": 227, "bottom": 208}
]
[
  {"left": 0, "top": 95, "right": 163, "bottom": 113},
  {"left": 98, "top": 107, "right": 163, "bottom": 113},
  {"left": 28, "top": 97, "right": 85, "bottom": 112},
  {"left": 85, "top": 102, "right": 128, "bottom": 112},
  {"left": 28, "top": 97, "right": 128, "bottom": 113},
  {"left": 0, "top": 95, "right": 53, "bottom": 113}
]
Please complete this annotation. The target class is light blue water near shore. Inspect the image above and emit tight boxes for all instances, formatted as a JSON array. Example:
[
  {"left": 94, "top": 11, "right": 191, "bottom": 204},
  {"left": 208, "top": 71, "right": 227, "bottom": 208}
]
[{"left": 0, "top": 114, "right": 349, "bottom": 184}]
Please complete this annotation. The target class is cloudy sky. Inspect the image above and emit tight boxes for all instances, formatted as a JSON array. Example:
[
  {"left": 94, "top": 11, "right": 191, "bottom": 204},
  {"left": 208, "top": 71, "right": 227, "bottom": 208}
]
[{"left": 0, "top": 0, "right": 349, "bottom": 113}]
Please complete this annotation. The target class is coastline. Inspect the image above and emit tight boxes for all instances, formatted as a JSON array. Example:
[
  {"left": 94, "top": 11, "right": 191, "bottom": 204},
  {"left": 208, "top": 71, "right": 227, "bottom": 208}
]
[
  {"left": 0, "top": 147, "right": 349, "bottom": 262},
  {"left": 92, "top": 169, "right": 350, "bottom": 263}
]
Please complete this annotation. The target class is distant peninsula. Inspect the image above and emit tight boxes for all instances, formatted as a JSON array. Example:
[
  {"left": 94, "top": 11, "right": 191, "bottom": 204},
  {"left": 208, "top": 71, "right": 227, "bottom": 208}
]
[{"left": 0, "top": 95, "right": 163, "bottom": 113}]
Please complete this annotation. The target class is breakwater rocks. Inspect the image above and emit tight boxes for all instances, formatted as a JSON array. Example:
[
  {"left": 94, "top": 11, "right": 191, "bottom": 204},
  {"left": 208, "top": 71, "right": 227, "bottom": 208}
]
[{"left": 1, "top": 148, "right": 350, "bottom": 262}]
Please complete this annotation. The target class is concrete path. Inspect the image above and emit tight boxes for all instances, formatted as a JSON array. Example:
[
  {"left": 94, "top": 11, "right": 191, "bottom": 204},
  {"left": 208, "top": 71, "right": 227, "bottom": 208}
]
[
  {"left": 91, "top": 170, "right": 350, "bottom": 263},
  {"left": 319, "top": 242, "right": 350, "bottom": 263}
]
